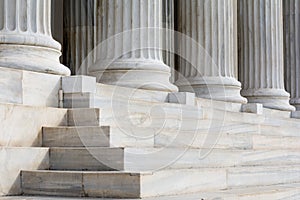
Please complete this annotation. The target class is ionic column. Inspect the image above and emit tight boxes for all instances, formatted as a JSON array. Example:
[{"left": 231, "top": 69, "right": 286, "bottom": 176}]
[
  {"left": 283, "top": 0, "right": 300, "bottom": 110},
  {"left": 88, "top": 0, "right": 178, "bottom": 92},
  {"left": 238, "top": 0, "right": 295, "bottom": 111},
  {"left": 176, "top": 0, "right": 246, "bottom": 103},
  {"left": 0, "top": 0, "right": 70, "bottom": 75},
  {"left": 63, "top": 0, "right": 95, "bottom": 75}
]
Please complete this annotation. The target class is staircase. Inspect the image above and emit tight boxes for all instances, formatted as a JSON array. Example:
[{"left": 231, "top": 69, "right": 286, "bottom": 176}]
[{"left": 19, "top": 84, "right": 300, "bottom": 199}]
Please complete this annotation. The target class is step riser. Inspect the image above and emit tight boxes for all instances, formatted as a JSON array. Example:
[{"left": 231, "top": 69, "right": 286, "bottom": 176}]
[
  {"left": 21, "top": 168, "right": 300, "bottom": 198},
  {"left": 227, "top": 168, "right": 300, "bottom": 188},
  {"left": 42, "top": 127, "right": 110, "bottom": 147},
  {"left": 21, "top": 171, "right": 141, "bottom": 198},
  {"left": 49, "top": 148, "right": 124, "bottom": 171},
  {"left": 68, "top": 109, "right": 100, "bottom": 126},
  {"left": 125, "top": 150, "right": 300, "bottom": 171}
]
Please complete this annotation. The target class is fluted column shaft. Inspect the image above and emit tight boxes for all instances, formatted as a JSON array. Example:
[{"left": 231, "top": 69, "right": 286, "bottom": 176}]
[
  {"left": 176, "top": 0, "right": 246, "bottom": 103},
  {"left": 88, "top": 0, "right": 177, "bottom": 92},
  {"left": 0, "top": 0, "right": 70, "bottom": 75},
  {"left": 238, "top": 0, "right": 294, "bottom": 111},
  {"left": 283, "top": 0, "right": 300, "bottom": 110},
  {"left": 63, "top": 0, "right": 95, "bottom": 75}
]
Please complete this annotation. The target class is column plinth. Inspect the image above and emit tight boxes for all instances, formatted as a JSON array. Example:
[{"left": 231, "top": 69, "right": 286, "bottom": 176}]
[
  {"left": 238, "top": 0, "right": 295, "bottom": 111},
  {"left": 176, "top": 0, "right": 246, "bottom": 103},
  {"left": 88, "top": 0, "right": 177, "bottom": 92},
  {"left": 0, "top": 0, "right": 70, "bottom": 75},
  {"left": 283, "top": 0, "right": 300, "bottom": 110}
]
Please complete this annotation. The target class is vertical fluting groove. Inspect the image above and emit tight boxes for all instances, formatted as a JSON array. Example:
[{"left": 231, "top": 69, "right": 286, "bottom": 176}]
[
  {"left": 185, "top": 0, "right": 190, "bottom": 76},
  {"left": 293, "top": 0, "right": 300, "bottom": 97},
  {"left": 262, "top": 1, "right": 266, "bottom": 88},
  {"left": 80, "top": 0, "right": 85, "bottom": 74},
  {"left": 30, "top": 0, "right": 36, "bottom": 33},
  {"left": 157, "top": 0, "right": 161, "bottom": 60},
  {"left": 253, "top": 0, "right": 258, "bottom": 89},
  {"left": 46, "top": 0, "right": 51, "bottom": 36},
  {"left": 148, "top": 0, "right": 153, "bottom": 59},
  {"left": 0, "top": 0, "right": 4, "bottom": 30},
  {"left": 93, "top": 0, "right": 97, "bottom": 63},
  {"left": 15, "top": 0, "right": 20, "bottom": 31},
  {"left": 154, "top": 0, "right": 159, "bottom": 60},
  {"left": 42, "top": 0, "right": 46, "bottom": 35},
  {"left": 190, "top": 0, "right": 196, "bottom": 77},
  {"left": 74, "top": 0, "right": 80, "bottom": 72},
  {"left": 211, "top": 0, "right": 217, "bottom": 76},
  {"left": 279, "top": 0, "right": 285, "bottom": 87},
  {"left": 3, "top": 0, "right": 7, "bottom": 30},
  {"left": 36, "top": 0, "right": 41, "bottom": 33},
  {"left": 114, "top": 0, "right": 122, "bottom": 59},
  {"left": 103, "top": 0, "right": 108, "bottom": 59},
  {"left": 140, "top": 0, "right": 144, "bottom": 59},
  {"left": 6, "top": 0, "right": 16, "bottom": 31}
]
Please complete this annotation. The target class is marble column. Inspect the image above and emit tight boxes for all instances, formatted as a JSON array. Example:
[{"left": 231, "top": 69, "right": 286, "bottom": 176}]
[
  {"left": 88, "top": 0, "right": 178, "bottom": 92},
  {"left": 63, "top": 0, "right": 95, "bottom": 75},
  {"left": 176, "top": 0, "right": 246, "bottom": 103},
  {"left": 283, "top": 0, "right": 300, "bottom": 110},
  {"left": 0, "top": 0, "right": 70, "bottom": 75},
  {"left": 238, "top": 0, "right": 295, "bottom": 111}
]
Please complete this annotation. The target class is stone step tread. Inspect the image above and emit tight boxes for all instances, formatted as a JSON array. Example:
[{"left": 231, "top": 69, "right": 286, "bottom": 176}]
[
  {"left": 4, "top": 183, "right": 300, "bottom": 199},
  {"left": 6, "top": 183, "right": 300, "bottom": 199},
  {"left": 21, "top": 166, "right": 300, "bottom": 198}
]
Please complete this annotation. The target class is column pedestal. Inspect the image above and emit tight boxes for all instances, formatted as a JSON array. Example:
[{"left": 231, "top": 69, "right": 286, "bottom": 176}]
[{"left": 238, "top": 0, "right": 295, "bottom": 111}]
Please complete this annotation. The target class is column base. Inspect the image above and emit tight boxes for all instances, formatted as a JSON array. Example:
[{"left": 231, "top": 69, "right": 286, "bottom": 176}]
[
  {"left": 241, "top": 88, "right": 296, "bottom": 111},
  {"left": 0, "top": 44, "right": 70, "bottom": 76},
  {"left": 290, "top": 98, "right": 300, "bottom": 111},
  {"left": 89, "top": 60, "right": 178, "bottom": 92},
  {"left": 176, "top": 76, "right": 247, "bottom": 104}
]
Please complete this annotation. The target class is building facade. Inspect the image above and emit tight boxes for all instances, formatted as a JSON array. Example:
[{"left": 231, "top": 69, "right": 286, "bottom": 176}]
[
  {"left": 1, "top": 0, "right": 300, "bottom": 198},
  {"left": 0, "top": 0, "right": 299, "bottom": 111}
]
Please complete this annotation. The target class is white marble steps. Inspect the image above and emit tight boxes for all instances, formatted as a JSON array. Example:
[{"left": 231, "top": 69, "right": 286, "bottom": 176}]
[
  {"left": 21, "top": 166, "right": 300, "bottom": 198},
  {"left": 49, "top": 147, "right": 124, "bottom": 171},
  {"left": 42, "top": 123, "right": 260, "bottom": 149},
  {"left": 20, "top": 168, "right": 226, "bottom": 198},
  {"left": 68, "top": 107, "right": 298, "bottom": 133},
  {"left": 42, "top": 124, "right": 300, "bottom": 149},
  {"left": 199, "top": 183, "right": 300, "bottom": 200},
  {"left": 42, "top": 126, "right": 110, "bottom": 147},
  {"left": 47, "top": 147, "right": 300, "bottom": 171}
]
